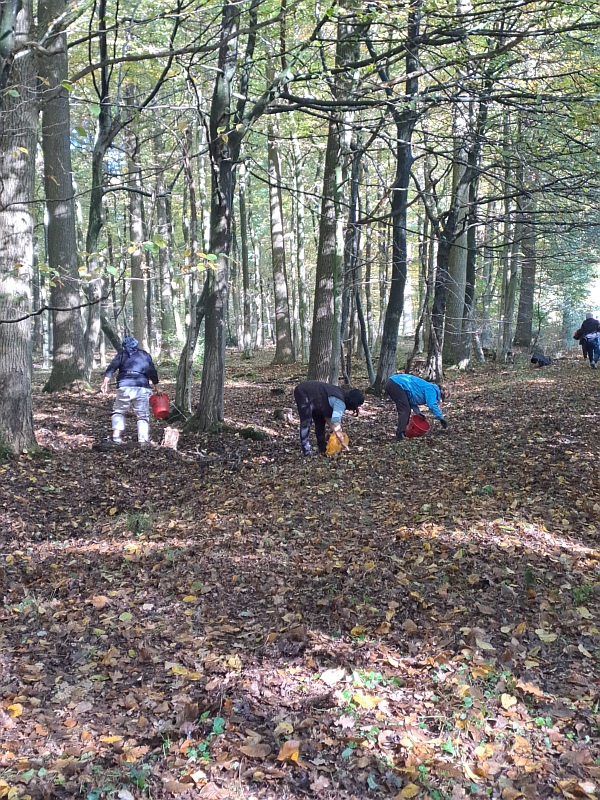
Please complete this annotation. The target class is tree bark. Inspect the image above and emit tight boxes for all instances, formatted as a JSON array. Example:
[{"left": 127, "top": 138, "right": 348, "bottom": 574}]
[
  {"left": 0, "top": 0, "right": 37, "bottom": 453},
  {"left": 372, "top": 0, "right": 422, "bottom": 392},
  {"left": 38, "top": 0, "right": 86, "bottom": 391},
  {"left": 268, "top": 114, "right": 295, "bottom": 364}
]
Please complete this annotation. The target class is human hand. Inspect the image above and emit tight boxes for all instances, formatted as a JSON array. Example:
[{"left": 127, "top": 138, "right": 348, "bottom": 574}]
[
  {"left": 101, "top": 379, "right": 109, "bottom": 395},
  {"left": 331, "top": 423, "right": 350, "bottom": 451},
  {"left": 440, "top": 418, "right": 448, "bottom": 430}
]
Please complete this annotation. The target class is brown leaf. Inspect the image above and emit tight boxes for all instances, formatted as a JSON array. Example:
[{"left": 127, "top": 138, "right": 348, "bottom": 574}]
[
  {"left": 198, "top": 781, "right": 230, "bottom": 799},
  {"left": 239, "top": 744, "right": 271, "bottom": 759},
  {"left": 276, "top": 739, "right": 301, "bottom": 762}
]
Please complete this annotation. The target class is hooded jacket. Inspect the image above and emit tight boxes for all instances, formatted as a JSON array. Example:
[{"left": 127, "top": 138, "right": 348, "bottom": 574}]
[{"left": 104, "top": 344, "right": 159, "bottom": 389}]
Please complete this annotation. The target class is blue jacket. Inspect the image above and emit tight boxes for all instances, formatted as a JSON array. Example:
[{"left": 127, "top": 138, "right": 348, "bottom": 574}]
[
  {"left": 388, "top": 374, "right": 444, "bottom": 420},
  {"left": 104, "top": 348, "right": 159, "bottom": 389}
]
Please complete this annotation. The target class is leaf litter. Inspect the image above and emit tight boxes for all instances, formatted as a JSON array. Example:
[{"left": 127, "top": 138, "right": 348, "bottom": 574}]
[{"left": 0, "top": 355, "right": 598, "bottom": 799}]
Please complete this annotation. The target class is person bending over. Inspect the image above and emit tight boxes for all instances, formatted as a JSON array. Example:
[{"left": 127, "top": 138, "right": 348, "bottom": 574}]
[
  {"left": 293, "top": 380, "right": 364, "bottom": 456},
  {"left": 385, "top": 373, "right": 448, "bottom": 441}
]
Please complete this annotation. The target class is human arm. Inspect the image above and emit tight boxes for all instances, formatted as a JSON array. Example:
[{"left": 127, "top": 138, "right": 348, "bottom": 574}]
[
  {"left": 423, "top": 384, "right": 445, "bottom": 421},
  {"left": 101, "top": 353, "right": 122, "bottom": 393}
]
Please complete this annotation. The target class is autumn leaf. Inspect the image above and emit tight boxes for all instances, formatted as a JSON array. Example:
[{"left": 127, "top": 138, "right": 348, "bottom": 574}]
[
  {"left": 501, "top": 694, "right": 517, "bottom": 710},
  {"left": 397, "top": 783, "right": 420, "bottom": 798},
  {"left": 7, "top": 704, "right": 23, "bottom": 717},
  {"left": 352, "top": 692, "right": 383, "bottom": 710},
  {"left": 239, "top": 744, "right": 271, "bottom": 758},
  {"left": 276, "top": 739, "right": 301, "bottom": 762},
  {"left": 274, "top": 721, "right": 294, "bottom": 735},
  {"left": 535, "top": 629, "right": 558, "bottom": 643},
  {"left": 320, "top": 667, "right": 346, "bottom": 686}
]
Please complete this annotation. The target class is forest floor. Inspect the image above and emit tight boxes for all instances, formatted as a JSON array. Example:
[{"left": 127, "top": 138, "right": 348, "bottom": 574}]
[{"left": 0, "top": 351, "right": 599, "bottom": 800}]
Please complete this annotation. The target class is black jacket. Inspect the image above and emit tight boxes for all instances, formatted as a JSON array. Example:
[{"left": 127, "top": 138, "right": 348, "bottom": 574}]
[
  {"left": 104, "top": 349, "right": 159, "bottom": 389},
  {"left": 580, "top": 317, "right": 600, "bottom": 337},
  {"left": 294, "top": 381, "right": 345, "bottom": 418}
]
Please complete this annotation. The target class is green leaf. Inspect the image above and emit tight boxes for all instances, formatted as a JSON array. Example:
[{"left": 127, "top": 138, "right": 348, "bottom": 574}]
[
  {"left": 106, "top": 265, "right": 117, "bottom": 276},
  {"left": 90, "top": 103, "right": 101, "bottom": 117}
]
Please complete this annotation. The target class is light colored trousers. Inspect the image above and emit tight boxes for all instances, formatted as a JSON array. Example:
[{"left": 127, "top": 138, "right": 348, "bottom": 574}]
[{"left": 111, "top": 386, "right": 151, "bottom": 442}]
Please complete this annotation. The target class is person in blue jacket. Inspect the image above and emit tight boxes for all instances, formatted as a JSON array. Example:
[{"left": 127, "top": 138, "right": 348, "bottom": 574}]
[
  {"left": 101, "top": 337, "right": 159, "bottom": 444},
  {"left": 293, "top": 380, "right": 364, "bottom": 456},
  {"left": 385, "top": 373, "right": 448, "bottom": 441}
]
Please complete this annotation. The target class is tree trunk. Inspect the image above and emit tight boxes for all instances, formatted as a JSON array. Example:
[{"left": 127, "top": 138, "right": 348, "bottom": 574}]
[
  {"left": 0, "top": 0, "right": 37, "bottom": 453},
  {"left": 189, "top": 0, "right": 241, "bottom": 432},
  {"left": 514, "top": 184, "right": 536, "bottom": 347},
  {"left": 268, "top": 114, "right": 295, "bottom": 364},
  {"left": 372, "top": 0, "right": 422, "bottom": 392},
  {"left": 291, "top": 118, "right": 310, "bottom": 362},
  {"left": 38, "top": 0, "right": 86, "bottom": 391},
  {"left": 153, "top": 112, "right": 176, "bottom": 359},
  {"left": 307, "top": 118, "right": 340, "bottom": 381},
  {"left": 238, "top": 164, "right": 253, "bottom": 358},
  {"left": 442, "top": 97, "right": 471, "bottom": 366},
  {"left": 124, "top": 84, "right": 147, "bottom": 348}
]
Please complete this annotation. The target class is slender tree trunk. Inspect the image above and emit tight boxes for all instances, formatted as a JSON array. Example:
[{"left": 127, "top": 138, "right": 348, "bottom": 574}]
[
  {"left": 0, "top": 0, "right": 37, "bottom": 453},
  {"left": 39, "top": 0, "right": 86, "bottom": 391},
  {"left": 124, "top": 84, "right": 147, "bottom": 348},
  {"left": 190, "top": 0, "right": 241, "bottom": 432},
  {"left": 291, "top": 118, "right": 310, "bottom": 362},
  {"left": 238, "top": 164, "right": 253, "bottom": 358},
  {"left": 442, "top": 97, "right": 471, "bottom": 365},
  {"left": 307, "top": 119, "right": 340, "bottom": 380},
  {"left": 372, "top": 0, "right": 422, "bottom": 392},
  {"left": 268, "top": 114, "right": 295, "bottom": 364},
  {"left": 514, "top": 180, "right": 536, "bottom": 347},
  {"left": 174, "top": 126, "right": 200, "bottom": 414},
  {"left": 153, "top": 112, "right": 176, "bottom": 359}
]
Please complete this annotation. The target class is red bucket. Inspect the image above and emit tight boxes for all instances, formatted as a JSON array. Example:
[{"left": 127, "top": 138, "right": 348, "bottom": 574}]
[
  {"left": 405, "top": 414, "right": 430, "bottom": 438},
  {"left": 149, "top": 392, "right": 170, "bottom": 420}
]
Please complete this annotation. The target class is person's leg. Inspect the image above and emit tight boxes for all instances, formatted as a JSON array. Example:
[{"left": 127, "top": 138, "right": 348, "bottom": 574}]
[
  {"left": 385, "top": 379, "right": 411, "bottom": 439},
  {"left": 294, "top": 386, "right": 314, "bottom": 454},
  {"left": 132, "top": 387, "right": 152, "bottom": 442},
  {"left": 111, "top": 388, "right": 130, "bottom": 442},
  {"left": 314, "top": 413, "right": 327, "bottom": 453}
]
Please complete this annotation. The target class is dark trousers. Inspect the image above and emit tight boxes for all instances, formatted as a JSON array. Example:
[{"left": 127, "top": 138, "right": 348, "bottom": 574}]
[
  {"left": 583, "top": 339, "right": 599, "bottom": 364},
  {"left": 294, "top": 385, "right": 327, "bottom": 453},
  {"left": 385, "top": 379, "right": 411, "bottom": 438}
]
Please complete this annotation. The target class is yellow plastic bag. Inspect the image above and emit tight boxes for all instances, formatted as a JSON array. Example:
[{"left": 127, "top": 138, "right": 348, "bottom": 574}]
[{"left": 326, "top": 431, "right": 349, "bottom": 456}]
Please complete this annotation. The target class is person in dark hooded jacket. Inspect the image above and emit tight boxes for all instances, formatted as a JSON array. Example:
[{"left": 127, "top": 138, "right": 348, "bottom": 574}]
[
  {"left": 101, "top": 337, "right": 159, "bottom": 444},
  {"left": 574, "top": 313, "right": 600, "bottom": 367},
  {"left": 293, "top": 381, "right": 364, "bottom": 456}
]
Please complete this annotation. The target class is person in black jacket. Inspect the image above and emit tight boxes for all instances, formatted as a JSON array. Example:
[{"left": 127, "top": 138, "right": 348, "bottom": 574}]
[
  {"left": 101, "top": 337, "right": 159, "bottom": 444},
  {"left": 293, "top": 380, "right": 364, "bottom": 456},
  {"left": 574, "top": 313, "right": 600, "bottom": 368}
]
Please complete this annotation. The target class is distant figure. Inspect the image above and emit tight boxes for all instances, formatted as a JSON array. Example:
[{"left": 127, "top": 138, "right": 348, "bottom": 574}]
[
  {"left": 574, "top": 313, "right": 600, "bottom": 368},
  {"left": 531, "top": 353, "right": 551, "bottom": 367},
  {"left": 293, "top": 381, "right": 364, "bottom": 456},
  {"left": 385, "top": 374, "right": 448, "bottom": 441},
  {"left": 101, "top": 337, "right": 159, "bottom": 444}
]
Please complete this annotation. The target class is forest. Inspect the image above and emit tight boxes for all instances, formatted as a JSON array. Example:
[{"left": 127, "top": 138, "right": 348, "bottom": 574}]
[{"left": 0, "top": 0, "right": 599, "bottom": 798}]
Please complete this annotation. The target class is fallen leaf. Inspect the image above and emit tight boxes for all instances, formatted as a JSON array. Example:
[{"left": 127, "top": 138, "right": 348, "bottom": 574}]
[
  {"left": 198, "top": 781, "right": 230, "bottom": 799},
  {"left": 90, "top": 595, "right": 110, "bottom": 609},
  {"left": 402, "top": 618, "right": 418, "bottom": 633},
  {"left": 274, "top": 721, "right": 294, "bottom": 735},
  {"left": 398, "top": 784, "right": 419, "bottom": 798},
  {"left": 99, "top": 735, "right": 123, "bottom": 744},
  {"left": 352, "top": 692, "right": 383, "bottom": 710},
  {"left": 7, "top": 704, "right": 23, "bottom": 718},
  {"left": 239, "top": 744, "right": 271, "bottom": 758},
  {"left": 501, "top": 694, "right": 517, "bottom": 710},
  {"left": 320, "top": 667, "right": 346, "bottom": 686},
  {"left": 535, "top": 629, "right": 557, "bottom": 643},
  {"left": 276, "top": 739, "right": 301, "bottom": 762}
]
